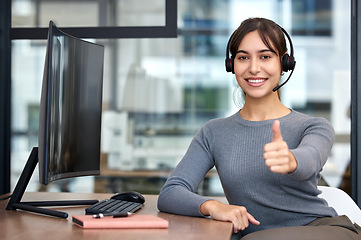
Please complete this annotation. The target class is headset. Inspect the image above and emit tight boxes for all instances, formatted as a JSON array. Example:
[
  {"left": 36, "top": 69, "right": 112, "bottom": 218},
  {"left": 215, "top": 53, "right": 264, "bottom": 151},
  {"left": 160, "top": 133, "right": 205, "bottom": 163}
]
[{"left": 225, "top": 25, "right": 296, "bottom": 92}]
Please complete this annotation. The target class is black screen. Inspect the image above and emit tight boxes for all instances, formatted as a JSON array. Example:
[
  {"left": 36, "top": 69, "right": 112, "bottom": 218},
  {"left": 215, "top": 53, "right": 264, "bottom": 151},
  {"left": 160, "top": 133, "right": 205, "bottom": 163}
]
[{"left": 38, "top": 21, "right": 104, "bottom": 185}]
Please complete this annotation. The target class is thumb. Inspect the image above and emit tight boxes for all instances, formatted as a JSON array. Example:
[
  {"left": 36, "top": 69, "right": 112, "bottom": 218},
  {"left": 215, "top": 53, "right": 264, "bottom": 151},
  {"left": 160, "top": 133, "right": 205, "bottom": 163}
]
[{"left": 272, "top": 120, "right": 283, "bottom": 142}]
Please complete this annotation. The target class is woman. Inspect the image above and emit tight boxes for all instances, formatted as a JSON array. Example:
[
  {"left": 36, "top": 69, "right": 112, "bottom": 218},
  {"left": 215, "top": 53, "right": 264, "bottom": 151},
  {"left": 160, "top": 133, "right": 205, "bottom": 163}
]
[{"left": 157, "top": 18, "right": 360, "bottom": 239}]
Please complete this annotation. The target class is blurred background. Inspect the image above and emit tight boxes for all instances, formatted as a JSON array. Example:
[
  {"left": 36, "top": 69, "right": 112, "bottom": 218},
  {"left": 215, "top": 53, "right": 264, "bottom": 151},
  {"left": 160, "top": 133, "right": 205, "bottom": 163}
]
[{"left": 10, "top": 0, "right": 351, "bottom": 196}]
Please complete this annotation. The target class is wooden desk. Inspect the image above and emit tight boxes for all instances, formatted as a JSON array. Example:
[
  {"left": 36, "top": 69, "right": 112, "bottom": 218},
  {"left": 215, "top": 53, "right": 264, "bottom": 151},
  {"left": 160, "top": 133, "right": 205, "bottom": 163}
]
[{"left": 0, "top": 192, "right": 232, "bottom": 240}]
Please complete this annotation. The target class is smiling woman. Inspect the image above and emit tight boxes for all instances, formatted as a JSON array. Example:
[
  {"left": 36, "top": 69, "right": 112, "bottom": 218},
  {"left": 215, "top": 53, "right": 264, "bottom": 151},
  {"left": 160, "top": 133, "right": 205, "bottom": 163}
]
[
  {"left": 228, "top": 19, "right": 291, "bottom": 121},
  {"left": 157, "top": 17, "right": 360, "bottom": 240},
  {"left": 234, "top": 31, "right": 282, "bottom": 100},
  {"left": 227, "top": 19, "right": 296, "bottom": 109}
]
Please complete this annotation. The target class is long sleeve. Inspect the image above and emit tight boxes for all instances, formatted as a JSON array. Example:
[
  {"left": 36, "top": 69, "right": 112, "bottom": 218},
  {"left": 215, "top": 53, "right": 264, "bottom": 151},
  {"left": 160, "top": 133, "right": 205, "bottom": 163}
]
[
  {"left": 157, "top": 125, "right": 215, "bottom": 216},
  {"left": 157, "top": 110, "right": 337, "bottom": 235},
  {"left": 289, "top": 117, "right": 335, "bottom": 181}
]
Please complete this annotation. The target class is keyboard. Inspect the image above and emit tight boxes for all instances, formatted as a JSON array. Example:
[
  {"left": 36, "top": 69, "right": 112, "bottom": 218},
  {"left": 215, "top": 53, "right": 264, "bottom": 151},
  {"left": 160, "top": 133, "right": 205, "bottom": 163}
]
[{"left": 85, "top": 199, "right": 143, "bottom": 215}]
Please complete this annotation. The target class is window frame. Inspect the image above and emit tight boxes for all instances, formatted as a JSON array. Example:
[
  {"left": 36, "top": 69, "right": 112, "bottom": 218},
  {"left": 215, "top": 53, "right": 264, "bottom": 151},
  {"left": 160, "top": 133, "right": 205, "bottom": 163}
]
[{"left": 11, "top": 0, "right": 177, "bottom": 39}]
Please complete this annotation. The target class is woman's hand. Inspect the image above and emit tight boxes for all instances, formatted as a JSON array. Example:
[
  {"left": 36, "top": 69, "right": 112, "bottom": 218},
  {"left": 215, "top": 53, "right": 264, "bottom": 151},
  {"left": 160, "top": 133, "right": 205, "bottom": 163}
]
[
  {"left": 264, "top": 120, "right": 297, "bottom": 174},
  {"left": 200, "top": 200, "right": 260, "bottom": 233}
]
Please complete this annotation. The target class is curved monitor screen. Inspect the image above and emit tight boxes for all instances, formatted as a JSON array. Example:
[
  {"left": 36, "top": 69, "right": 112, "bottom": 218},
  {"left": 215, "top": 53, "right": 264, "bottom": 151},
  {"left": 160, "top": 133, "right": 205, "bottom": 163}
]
[{"left": 38, "top": 21, "right": 104, "bottom": 185}]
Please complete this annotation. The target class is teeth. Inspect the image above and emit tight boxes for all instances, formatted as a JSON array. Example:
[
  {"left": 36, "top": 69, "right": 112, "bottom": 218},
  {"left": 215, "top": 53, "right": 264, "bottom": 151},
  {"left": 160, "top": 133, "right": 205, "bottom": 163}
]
[{"left": 247, "top": 79, "right": 265, "bottom": 83}]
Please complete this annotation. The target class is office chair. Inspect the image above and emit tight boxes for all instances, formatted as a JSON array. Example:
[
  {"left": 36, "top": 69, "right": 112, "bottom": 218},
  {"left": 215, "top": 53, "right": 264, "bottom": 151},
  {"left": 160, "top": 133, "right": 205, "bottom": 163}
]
[{"left": 318, "top": 186, "right": 361, "bottom": 225}]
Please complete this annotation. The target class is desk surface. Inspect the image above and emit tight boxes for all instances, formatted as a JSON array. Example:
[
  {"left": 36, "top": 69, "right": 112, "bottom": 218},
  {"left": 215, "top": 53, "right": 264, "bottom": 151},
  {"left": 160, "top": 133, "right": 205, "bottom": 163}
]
[{"left": 0, "top": 192, "right": 232, "bottom": 240}]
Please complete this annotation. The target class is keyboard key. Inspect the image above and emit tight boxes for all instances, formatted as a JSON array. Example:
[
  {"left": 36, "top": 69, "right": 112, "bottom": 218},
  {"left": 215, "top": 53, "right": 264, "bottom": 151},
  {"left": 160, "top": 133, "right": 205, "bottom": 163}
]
[{"left": 85, "top": 199, "right": 143, "bottom": 215}]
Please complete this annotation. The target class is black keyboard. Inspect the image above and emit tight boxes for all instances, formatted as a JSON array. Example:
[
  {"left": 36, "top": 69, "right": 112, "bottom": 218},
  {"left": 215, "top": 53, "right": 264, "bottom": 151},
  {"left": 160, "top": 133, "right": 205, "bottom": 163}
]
[{"left": 85, "top": 199, "right": 143, "bottom": 215}]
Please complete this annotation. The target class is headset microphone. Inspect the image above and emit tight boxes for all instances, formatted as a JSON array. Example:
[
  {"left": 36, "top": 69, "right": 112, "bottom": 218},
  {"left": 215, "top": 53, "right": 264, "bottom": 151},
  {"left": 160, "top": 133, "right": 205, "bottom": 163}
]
[
  {"left": 272, "top": 68, "right": 294, "bottom": 92},
  {"left": 225, "top": 24, "right": 296, "bottom": 91}
]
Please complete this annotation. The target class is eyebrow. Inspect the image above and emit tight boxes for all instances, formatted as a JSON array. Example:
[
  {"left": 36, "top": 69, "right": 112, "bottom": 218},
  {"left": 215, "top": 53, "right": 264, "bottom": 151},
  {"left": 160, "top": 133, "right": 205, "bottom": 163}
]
[{"left": 236, "top": 49, "right": 276, "bottom": 55}]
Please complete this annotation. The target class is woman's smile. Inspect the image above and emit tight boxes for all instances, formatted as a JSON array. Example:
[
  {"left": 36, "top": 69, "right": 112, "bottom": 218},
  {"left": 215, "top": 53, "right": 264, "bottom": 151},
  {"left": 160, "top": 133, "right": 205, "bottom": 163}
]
[{"left": 245, "top": 77, "right": 268, "bottom": 87}]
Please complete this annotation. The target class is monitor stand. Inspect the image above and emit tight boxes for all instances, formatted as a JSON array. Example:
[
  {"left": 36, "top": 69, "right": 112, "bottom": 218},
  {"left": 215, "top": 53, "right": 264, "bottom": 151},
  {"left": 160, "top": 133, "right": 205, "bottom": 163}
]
[{"left": 6, "top": 147, "right": 99, "bottom": 218}]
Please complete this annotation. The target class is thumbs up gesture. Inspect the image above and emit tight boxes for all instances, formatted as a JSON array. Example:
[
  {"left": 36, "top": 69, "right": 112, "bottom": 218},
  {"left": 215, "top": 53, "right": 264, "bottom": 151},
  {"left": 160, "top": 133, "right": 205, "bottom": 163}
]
[{"left": 263, "top": 120, "right": 297, "bottom": 174}]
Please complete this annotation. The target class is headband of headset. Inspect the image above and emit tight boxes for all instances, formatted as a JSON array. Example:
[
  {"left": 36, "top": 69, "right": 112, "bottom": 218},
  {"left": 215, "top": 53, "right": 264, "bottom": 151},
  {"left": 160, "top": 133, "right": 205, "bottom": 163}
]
[{"left": 225, "top": 23, "right": 296, "bottom": 91}]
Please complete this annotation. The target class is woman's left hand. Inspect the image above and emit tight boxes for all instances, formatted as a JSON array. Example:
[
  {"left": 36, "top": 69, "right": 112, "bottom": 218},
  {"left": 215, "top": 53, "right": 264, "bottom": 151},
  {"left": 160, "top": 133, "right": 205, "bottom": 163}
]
[{"left": 263, "top": 120, "right": 297, "bottom": 174}]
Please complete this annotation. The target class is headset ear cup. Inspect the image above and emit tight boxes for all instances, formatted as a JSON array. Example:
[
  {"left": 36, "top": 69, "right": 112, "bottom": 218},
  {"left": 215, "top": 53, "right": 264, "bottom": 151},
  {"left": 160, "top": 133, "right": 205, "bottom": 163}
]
[
  {"left": 282, "top": 54, "right": 296, "bottom": 72},
  {"left": 225, "top": 58, "right": 231, "bottom": 72},
  {"left": 282, "top": 54, "right": 290, "bottom": 72},
  {"left": 287, "top": 55, "right": 295, "bottom": 71},
  {"left": 225, "top": 57, "right": 234, "bottom": 73}
]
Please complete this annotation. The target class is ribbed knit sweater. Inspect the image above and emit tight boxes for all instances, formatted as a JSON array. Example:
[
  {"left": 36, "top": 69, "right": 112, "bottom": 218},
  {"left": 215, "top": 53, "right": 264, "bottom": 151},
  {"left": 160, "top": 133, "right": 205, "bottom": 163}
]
[{"left": 157, "top": 110, "right": 337, "bottom": 236}]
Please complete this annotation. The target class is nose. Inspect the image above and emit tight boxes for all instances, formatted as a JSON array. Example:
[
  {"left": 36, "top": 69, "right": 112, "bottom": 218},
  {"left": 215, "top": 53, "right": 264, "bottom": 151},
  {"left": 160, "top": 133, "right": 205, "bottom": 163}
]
[{"left": 249, "top": 58, "right": 260, "bottom": 74}]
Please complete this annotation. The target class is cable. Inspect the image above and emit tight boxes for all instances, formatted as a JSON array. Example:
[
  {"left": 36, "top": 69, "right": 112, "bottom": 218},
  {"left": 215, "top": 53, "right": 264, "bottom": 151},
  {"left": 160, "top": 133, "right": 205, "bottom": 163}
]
[{"left": 0, "top": 194, "right": 12, "bottom": 201}]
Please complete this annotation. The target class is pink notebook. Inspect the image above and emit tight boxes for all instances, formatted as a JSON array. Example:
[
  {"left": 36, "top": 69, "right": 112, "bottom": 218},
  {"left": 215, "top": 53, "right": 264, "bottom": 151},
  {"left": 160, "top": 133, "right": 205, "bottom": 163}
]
[{"left": 72, "top": 215, "right": 169, "bottom": 229}]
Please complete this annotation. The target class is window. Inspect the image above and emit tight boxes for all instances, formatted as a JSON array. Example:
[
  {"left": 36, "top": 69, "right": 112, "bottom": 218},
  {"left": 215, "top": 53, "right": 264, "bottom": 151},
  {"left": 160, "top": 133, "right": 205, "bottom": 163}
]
[{"left": 292, "top": 0, "right": 332, "bottom": 36}]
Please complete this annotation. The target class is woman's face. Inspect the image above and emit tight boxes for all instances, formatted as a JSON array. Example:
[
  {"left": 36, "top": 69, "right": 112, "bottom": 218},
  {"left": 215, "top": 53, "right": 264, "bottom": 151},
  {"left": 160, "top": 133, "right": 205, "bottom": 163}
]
[{"left": 233, "top": 30, "right": 282, "bottom": 100}]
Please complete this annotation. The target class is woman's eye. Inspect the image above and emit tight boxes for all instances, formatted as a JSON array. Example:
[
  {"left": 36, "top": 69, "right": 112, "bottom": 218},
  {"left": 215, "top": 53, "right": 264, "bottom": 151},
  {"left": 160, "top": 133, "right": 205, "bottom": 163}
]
[
  {"left": 238, "top": 56, "right": 248, "bottom": 60},
  {"left": 261, "top": 55, "right": 271, "bottom": 59}
]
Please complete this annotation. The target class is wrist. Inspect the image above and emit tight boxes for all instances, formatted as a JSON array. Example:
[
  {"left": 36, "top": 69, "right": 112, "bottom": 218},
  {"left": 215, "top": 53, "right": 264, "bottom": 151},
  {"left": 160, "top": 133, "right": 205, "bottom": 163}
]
[
  {"left": 200, "top": 200, "right": 218, "bottom": 216},
  {"left": 288, "top": 151, "right": 297, "bottom": 173}
]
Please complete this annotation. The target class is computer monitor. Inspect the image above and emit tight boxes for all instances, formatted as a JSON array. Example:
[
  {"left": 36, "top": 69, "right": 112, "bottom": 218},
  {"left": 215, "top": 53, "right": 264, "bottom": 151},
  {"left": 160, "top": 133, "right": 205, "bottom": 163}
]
[
  {"left": 6, "top": 21, "right": 104, "bottom": 218},
  {"left": 38, "top": 21, "right": 103, "bottom": 185}
]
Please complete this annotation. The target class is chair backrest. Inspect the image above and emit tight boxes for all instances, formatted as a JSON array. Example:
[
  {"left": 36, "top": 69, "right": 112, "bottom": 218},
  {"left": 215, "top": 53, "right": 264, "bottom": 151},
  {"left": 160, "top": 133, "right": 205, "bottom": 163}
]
[{"left": 318, "top": 186, "right": 361, "bottom": 225}]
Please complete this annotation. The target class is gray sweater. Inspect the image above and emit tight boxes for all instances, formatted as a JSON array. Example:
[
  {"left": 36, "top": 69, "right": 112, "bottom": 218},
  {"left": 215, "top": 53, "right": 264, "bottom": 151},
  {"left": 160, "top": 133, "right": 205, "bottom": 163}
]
[{"left": 157, "top": 110, "right": 337, "bottom": 235}]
